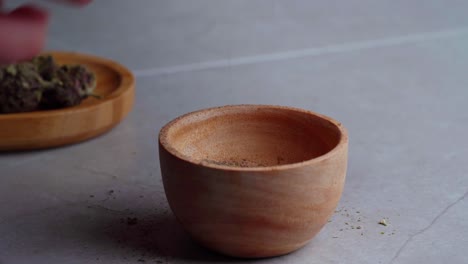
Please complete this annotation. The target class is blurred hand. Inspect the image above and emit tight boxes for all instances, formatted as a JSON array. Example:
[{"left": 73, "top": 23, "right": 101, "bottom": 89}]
[{"left": 0, "top": 0, "right": 92, "bottom": 64}]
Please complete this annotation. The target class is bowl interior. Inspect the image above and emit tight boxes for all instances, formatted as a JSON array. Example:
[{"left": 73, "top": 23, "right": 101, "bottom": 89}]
[{"left": 161, "top": 106, "right": 342, "bottom": 168}]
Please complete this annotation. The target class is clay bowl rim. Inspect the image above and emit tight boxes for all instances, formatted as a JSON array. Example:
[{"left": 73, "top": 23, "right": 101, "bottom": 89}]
[{"left": 159, "top": 104, "right": 348, "bottom": 172}]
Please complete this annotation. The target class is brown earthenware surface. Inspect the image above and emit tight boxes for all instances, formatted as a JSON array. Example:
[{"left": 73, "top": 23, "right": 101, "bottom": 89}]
[{"left": 159, "top": 105, "right": 348, "bottom": 257}]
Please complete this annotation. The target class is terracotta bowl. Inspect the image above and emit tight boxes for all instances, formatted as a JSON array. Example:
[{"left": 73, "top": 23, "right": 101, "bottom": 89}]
[{"left": 158, "top": 105, "right": 348, "bottom": 258}]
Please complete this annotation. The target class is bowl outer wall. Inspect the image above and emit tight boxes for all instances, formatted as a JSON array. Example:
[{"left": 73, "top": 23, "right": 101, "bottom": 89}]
[{"left": 158, "top": 126, "right": 348, "bottom": 257}]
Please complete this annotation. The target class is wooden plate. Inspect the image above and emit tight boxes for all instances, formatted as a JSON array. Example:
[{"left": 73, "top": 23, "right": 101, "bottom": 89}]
[{"left": 0, "top": 51, "right": 135, "bottom": 151}]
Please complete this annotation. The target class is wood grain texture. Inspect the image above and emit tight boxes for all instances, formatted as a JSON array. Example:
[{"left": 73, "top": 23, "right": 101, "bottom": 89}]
[
  {"left": 159, "top": 105, "right": 348, "bottom": 258},
  {"left": 0, "top": 51, "right": 135, "bottom": 151}
]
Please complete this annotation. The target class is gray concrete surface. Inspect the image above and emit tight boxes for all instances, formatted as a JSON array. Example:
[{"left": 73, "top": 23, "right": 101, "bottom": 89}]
[{"left": 1, "top": 1, "right": 467, "bottom": 263}]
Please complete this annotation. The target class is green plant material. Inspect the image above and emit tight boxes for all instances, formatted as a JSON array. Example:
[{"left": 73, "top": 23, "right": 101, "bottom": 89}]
[
  {"left": 0, "top": 55, "right": 97, "bottom": 114},
  {"left": 0, "top": 62, "right": 44, "bottom": 113},
  {"left": 33, "top": 55, "right": 58, "bottom": 81},
  {"left": 40, "top": 64, "right": 96, "bottom": 109}
]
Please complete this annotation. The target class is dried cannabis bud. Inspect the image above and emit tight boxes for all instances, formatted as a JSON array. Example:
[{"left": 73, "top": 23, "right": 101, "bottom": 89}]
[
  {"left": 0, "top": 62, "right": 45, "bottom": 113},
  {"left": 40, "top": 64, "right": 96, "bottom": 109},
  {"left": 0, "top": 55, "right": 97, "bottom": 114},
  {"left": 33, "top": 55, "right": 58, "bottom": 81}
]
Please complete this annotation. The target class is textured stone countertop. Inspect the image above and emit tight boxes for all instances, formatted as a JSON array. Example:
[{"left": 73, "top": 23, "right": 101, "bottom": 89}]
[{"left": 1, "top": 1, "right": 467, "bottom": 263}]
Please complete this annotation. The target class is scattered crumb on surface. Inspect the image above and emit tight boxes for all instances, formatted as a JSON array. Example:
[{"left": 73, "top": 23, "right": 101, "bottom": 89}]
[
  {"left": 331, "top": 207, "right": 397, "bottom": 239},
  {"left": 379, "top": 219, "right": 388, "bottom": 226}
]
